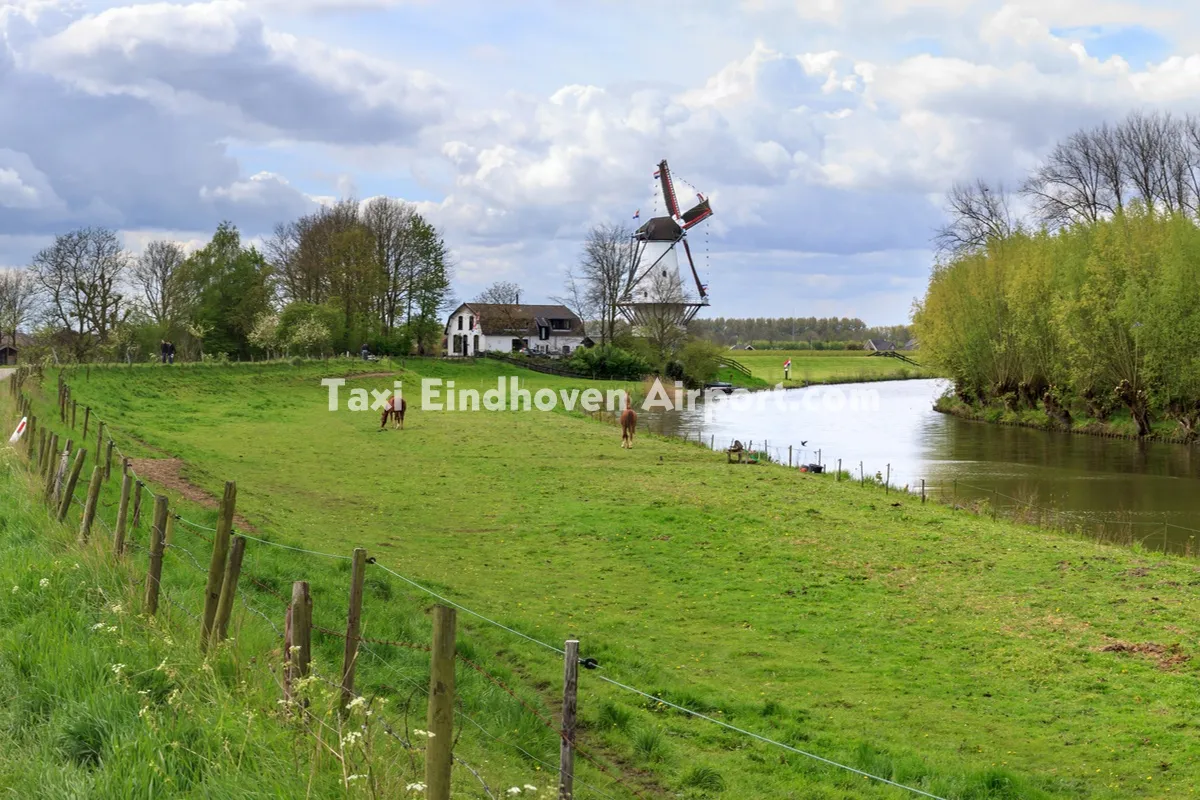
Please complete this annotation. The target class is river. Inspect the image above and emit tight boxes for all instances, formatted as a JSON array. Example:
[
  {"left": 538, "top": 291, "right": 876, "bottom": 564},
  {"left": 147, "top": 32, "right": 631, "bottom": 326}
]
[{"left": 642, "top": 378, "right": 1200, "bottom": 556}]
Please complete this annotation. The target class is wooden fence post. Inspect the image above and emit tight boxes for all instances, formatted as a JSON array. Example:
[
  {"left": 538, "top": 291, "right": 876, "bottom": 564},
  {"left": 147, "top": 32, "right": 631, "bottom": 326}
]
[
  {"left": 82, "top": 406, "right": 90, "bottom": 440},
  {"left": 837, "top": 458, "right": 842, "bottom": 482},
  {"left": 26, "top": 415, "right": 36, "bottom": 461},
  {"left": 132, "top": 481, "right": 144, "bottom": 528},
  {"left": 788, "top": 445, "right": 792, "bottom": 467},
  {"left": 559, "top": 639, "right": 580, "bottom": 800},
  {"left": 885, "top": 464, "right": 890, "bottom": 494},
  {"left": 921, "top": 479, "right": 926, "bottom": 504},
  {"left": 70, "top": 398, "right": 76, "bottom": 429},
  {"left": 56, "top": 448, "right": 87, "bottom": 522},
  {"left": 426, "top": 605, "right": 457, "bottom": 800},
  {"left": 213, "top": 535, "right": 246, "bottom": 642},
  {"left": 201, "top": 481, "right": 237, "bottom": 651},
  {"left": 42, "top": 434, "right": 59, "bottom": 492},
  {"left": 144, "top": 496, "right": 168, "bottom": 616},
  {"left": 78, "top": 465, "right": 103, "bottom": 543},
  {"left": 104, "top": 439, "right": 113, "bottom": 482},
  {"left": 340, "top": 547, "right": 368, "bottom": 710},
  {"left": 50, "top": 439, "right": 72, "bottom": 502},
  {"left": 164, "top": 513, "right": 175, "bottom": 546},
  {"left": 284, "top": 581, "right": 312, "bottom": 703},
  {"left": 860, "top": 461, "right": 864, "bottom": 487},
  {"left": 114, "top": 471, "right": 133, "bottom": 556},
  {"left": 95, "top": 422, "right": 104, "bottom": 470}
]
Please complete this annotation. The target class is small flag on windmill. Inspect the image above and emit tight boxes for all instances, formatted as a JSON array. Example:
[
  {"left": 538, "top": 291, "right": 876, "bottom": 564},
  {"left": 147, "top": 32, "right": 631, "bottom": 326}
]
[
  {"left": 653, "top": 169, "right": 661, "bottom": 179},
  {"left": 633, "top": 209, "right": 640, "bottom": 220}
]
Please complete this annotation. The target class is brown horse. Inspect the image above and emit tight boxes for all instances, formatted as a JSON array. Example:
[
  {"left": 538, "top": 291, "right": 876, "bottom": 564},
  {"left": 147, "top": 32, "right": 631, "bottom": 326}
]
[
  {"left": 620, "top": 395, "right": 637, "bottom": 449},
  {"left": 380, "top": 394, "right": 406, "bottom": 430}
]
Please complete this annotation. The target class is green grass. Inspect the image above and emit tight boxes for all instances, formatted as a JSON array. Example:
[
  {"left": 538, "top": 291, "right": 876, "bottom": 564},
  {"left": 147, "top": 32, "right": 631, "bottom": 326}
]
[
  {"left": 732, "top": 350, "right": 931, "bottom": 387},
  {"left": 8, "top": 358, "right": 1200, "bottom": 798}
]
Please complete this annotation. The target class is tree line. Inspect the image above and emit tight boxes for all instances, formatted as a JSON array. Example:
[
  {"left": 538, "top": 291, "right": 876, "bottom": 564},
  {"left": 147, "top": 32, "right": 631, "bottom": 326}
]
[
  {"left": 0, "top": 198, "right": 453, "bottom": 363},
  {"left": 917, "top": 110, "right": 1200, "bottom": 438}
]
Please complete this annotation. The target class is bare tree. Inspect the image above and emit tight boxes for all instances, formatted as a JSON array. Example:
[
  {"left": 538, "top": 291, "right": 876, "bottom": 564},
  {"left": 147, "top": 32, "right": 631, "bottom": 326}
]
[
  {"left": 575, "top": 222, "right": 630, "bottom": 345},
  {"left": 0, "top": 268, "right": 37, "bottom": 349},
  {"left": 362, "top": 196, "right": 418, "bottom": 333},
  {"left": 132, "top": 240, "right": 186, "bottom": 325},
  {"left": 29, "top": 227, "right": 129, "bottom": 358},
  {"left": 933, "top": 179, "right": 1019, "bottom": 257},
  {"left": 637, "top": 265, "right": 690, "bottom": 363},
  {"left": 1118, "top": 111, "right": 1171, "bottom": 210},
  {"left": 475, "top": 281, "right": 522, "bottom": 305},
  {"left": 553, "top": 265, "right": 593, "bottom": 340},
  {"left": 1023, "top": 130, "right": 1113, "bottom": 227}
]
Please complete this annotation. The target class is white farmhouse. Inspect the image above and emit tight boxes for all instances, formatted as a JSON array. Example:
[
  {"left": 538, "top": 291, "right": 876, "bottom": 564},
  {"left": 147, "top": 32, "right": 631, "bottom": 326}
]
[{"left": 444, "top": 303, "right": 587, "bottom": 356}]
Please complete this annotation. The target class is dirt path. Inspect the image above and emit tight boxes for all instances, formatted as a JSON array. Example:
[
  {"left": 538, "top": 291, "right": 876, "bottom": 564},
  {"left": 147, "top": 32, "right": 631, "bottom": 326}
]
[{"left": 127, "top": 457, "right": 257, "bottom": 531}]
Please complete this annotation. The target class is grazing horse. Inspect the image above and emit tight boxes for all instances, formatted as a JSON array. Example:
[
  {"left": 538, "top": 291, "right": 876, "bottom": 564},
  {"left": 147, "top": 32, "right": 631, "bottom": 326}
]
[
  {"left": 620, "top": 396, "right": 637, "bottom": 449},
  {"left": 380, "top": 394, "right": 406, "bottom": 430}
]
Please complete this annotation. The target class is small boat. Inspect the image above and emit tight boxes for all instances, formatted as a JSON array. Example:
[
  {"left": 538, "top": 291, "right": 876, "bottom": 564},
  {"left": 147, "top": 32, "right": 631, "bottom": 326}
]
[{"left": 704, "top": 381, "right": 734, "bottom": 394}]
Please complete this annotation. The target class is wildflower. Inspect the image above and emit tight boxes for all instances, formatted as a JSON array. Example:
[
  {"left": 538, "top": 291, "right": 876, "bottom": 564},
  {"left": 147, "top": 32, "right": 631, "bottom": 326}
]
[
  {"left": 111, "top": 663, "right": 126, "bottom": 676},
  {"left": 11, "top": 586, "right": 17, "bottom": 594},
  {"left": 507, "top": 788, "right": 523, "bottom": 796},
  {"left": 341, "top": 731, "right": 362, "bottom": 746},
  {"left": 405, "top": 783, "right": 425, "bottom": 793},
  {"left": 155, "top": 658, "right": 169, "bottom": 672},
  {"left": 524, "top": 786, "right": 537, "bottom": 792},
  {"left": 110, "top": 603, "right": 123, "bottom": 614},
  {"left": 39, "top": 578, "right": 50, "bottom": 588},
  {"left": 107, "top": 626, "right": 117, "bottom": 633},
  {"left": 91, "top": 622, "right": 107, "bottom": 631},
  {"left": 347, "top": 774, "right": 366, "bottom": 783},
  {"left": 347, "top": 696, "right": 367, "bottom": 711},
  {"left": 412, "top": 729, "right": 434, "bottom": 738}
]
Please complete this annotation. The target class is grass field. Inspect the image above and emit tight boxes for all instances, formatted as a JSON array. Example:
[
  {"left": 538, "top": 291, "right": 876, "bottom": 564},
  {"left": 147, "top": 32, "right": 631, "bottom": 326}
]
[
  {"left": 7, "top": 358, "right": 1200, "bottom": 799},
  {"left": 728, "top": 350, "right": 930, "bottom": 387}
]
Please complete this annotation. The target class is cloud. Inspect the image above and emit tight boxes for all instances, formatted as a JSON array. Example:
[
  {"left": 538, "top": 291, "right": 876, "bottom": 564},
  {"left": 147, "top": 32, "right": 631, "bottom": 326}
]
[
  {"left": 8, "top": 0, "right": 1200, "bottom": 324},
  {"left": 29, "top": 0, "right": 447, "bottom": 146}
]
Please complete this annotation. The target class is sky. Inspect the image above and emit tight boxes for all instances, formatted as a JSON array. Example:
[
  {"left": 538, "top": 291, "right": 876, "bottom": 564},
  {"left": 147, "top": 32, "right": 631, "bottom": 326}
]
[{"left": 3, "top": 0, "right": 1200, "bottom": 325}]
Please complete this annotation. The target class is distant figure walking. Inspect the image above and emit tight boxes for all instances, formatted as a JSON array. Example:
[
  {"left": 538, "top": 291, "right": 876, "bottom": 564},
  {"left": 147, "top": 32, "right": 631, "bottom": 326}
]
[
  {"left": 160, "top": 340, "right": 168, "bottom": 364},
  {"left": 380, "top": 393, "right": 406, "bottom": 430},
  {"left": 361, "top": 343, "right": 370, "bottom": 361},
  {"left": 620, "top": 394, "right": 637, "bottom": 449},
  {"left": 167, "top": 340, "right": 176, "bottom": 364}
]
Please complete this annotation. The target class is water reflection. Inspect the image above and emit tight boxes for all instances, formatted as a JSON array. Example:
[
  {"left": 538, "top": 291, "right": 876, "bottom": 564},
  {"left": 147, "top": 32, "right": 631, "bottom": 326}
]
[{"left": 641, "top": 379, "right": 1200, "bottom": 555}]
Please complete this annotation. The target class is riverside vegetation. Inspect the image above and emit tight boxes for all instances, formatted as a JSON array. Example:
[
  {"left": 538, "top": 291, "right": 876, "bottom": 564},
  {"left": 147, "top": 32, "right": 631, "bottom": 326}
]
[{"left": 2, "top": 358, "right": 1198, "bottom": 798}]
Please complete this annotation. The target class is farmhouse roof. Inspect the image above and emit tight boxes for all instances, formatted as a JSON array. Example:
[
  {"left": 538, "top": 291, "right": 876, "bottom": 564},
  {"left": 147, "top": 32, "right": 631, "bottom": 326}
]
[
  {"left": 450, "top": 303, "right": 583, "bottom": 336},
  {"left": 867, "top": 338, "right": 896, "bottom": 351}
]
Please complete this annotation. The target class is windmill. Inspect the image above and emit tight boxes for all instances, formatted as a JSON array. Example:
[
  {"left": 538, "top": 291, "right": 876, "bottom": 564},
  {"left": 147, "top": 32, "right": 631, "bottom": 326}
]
[{"left": 617, "top": 159, "right": 713, "bottom": 330}]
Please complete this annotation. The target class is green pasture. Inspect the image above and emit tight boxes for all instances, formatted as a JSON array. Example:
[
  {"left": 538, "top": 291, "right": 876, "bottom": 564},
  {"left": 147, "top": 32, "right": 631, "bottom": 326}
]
[
  {"left": 4, "top": 358, "right": 1197, "bottom": 799},
  {"left": 730, "top": 350, "right": 929, "bottom": 386}
]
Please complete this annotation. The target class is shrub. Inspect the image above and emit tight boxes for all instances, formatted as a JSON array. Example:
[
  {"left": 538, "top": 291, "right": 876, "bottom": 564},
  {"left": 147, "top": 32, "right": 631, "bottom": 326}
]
[{"left": 565, "top": 345, "right": 651, "bottom": 380}]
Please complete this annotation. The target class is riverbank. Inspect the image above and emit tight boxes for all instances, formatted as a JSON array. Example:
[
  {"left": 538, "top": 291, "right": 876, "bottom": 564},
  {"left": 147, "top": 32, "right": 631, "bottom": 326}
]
[
  {"left": 720, "top": 350, "right": 930, "bottom": 390},
  {"left": 934, "top": 392, "right": 1199, "bottom": 446},
  {"left": 11, "top": 359, "right": 1200, "bottom": 798}
]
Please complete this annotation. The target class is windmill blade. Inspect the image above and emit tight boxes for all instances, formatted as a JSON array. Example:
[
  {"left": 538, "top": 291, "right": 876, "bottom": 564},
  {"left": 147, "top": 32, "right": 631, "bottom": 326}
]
[
  {"left": 681, "top": 197, "right": 713, "bottom": 230},
  {"left": 656, "top": 160, "right": 681, "bottom": 219},
  {"left": 681, "top": 237, "right": 706, "bottom": 299}
]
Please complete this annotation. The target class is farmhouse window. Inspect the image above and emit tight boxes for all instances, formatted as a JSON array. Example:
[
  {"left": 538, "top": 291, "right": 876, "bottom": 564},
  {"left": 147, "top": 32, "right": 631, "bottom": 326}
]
[
  {"left": 457, "top": 316, "right": 463, "bottom": 330},
  {"left": 468, "top": 315, "right": 474, "bottom": 329},
  {"left": 550, "top": 318, "right": 570, "bottom": 331}
]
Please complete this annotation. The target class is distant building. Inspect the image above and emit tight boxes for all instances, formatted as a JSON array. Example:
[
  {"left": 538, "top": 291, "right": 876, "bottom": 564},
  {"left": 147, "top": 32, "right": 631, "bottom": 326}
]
[
  {"left": 730, "top": 343, "right": 755, "bottom": 351},
  {"left": 866, "top": 339, "right": 896, "bottom": 352},
  {"left": 444, "top": 303, "right": 586, "bottom": 356},
  {"left": 1, "top": 332, "right": 32, "bottom": 365},
  {"left": 903, "top": 338, "right": 918, "bottom": 351}
]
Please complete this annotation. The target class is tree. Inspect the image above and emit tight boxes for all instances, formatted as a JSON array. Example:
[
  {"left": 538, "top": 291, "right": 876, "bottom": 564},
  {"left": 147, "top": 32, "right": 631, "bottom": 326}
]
[
  {"left": 248, "top": 312, "right": 282, "bottom": 359},
  {"left": 637, "top": 265, "right": 690, "bottom": 364},
  {"left": 575, "top": 222, "right": 630, "bottom": 345},
  {"left": 1023, "top": 129, "right": 1114, "bottom": 227},
  {"left": 132, "top": 240, "right": 186, "bottom": 325},
  {"left": 0, "top": 268, "right": 37, "bottom": 349},
  {"left": 474, "top": 281, "right": 522, "bottom": 305},
  {"left": 29, "top": 226, "right": 129, "bottom": 359},
  {"left": 362, "top": 197, "right": 419, "bottom": 333},
  {"left": 409, "top": 218, "right": 454, "bottom": 355},
  {"left": 933, "top": 180, "right": 1020, "bottom": 257},
  {"left": 177, "top": 222, "right": 274, "bottom": 359}
]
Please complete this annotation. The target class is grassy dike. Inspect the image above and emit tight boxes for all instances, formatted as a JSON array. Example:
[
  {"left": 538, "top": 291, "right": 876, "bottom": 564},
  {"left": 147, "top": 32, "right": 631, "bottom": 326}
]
[
  {"left": 727, "top": 351, "right": 931, "bottom": 390},
  {"left": 7, "top": 359, "right": 1200, "bottom": 799}
]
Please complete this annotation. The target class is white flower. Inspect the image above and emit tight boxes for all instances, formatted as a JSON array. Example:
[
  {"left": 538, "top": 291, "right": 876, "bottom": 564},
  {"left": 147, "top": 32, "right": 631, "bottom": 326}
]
[
  {"left": 91, "top": 622, "right": 106, "bottom": 631},
  {"left": 524, "top": 785, "right": 537, "bottom": 792},
  {"left": 507, "top": 788, "right": 523, "bottom": 796},
  {"left": 347, "top": 696, "right": 367, "bottom": 710},
  {"left": 340, "top": 731, "right": 362, "bottom": 746},
  {"left": 39, "top": 578, "right": 50, "bottom": 588},
  {"left": 73, "top": 563, "right": 80, "bottom": 570},
  {"left": 405, "top": 783, "right": 425, "bottom": 793},
  {"left": 111, "top": 663, "right": 126, "bottom": 675},
  {"left": 11, "top": 586, "right": 17, "bottom": 594},
  {"left": 110, "top": 603, "right": 123, "bottom": 614},
  {"left": 347, "top": 774, "right": 366, "bottom": 783},
  {"left": 412, "top": 728, "right": 434, "bottom": 738}
]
